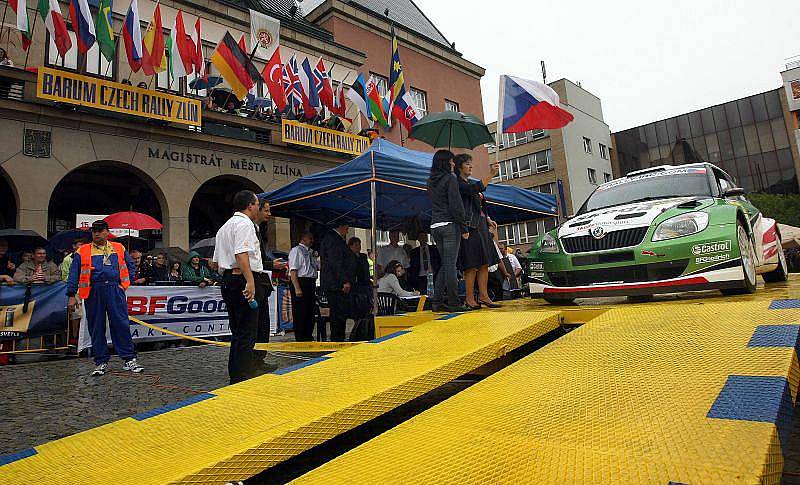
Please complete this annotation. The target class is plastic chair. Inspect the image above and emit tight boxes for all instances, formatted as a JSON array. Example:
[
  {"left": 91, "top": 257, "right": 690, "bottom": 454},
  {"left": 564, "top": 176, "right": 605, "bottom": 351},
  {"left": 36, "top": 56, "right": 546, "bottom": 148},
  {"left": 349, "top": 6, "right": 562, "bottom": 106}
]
[{"left": 376, "top": 292, "right": 400, "bottom": 316}]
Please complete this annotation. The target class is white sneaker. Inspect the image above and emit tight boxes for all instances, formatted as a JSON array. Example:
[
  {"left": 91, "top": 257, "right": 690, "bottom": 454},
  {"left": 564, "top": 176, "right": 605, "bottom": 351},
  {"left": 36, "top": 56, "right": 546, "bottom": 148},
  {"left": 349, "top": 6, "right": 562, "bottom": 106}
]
[
  {"left": 91, "top": 363, "right": 108, "bottom": 376},
  {"left": 122, "top": 358, "right": 144, "bottom": 373}
]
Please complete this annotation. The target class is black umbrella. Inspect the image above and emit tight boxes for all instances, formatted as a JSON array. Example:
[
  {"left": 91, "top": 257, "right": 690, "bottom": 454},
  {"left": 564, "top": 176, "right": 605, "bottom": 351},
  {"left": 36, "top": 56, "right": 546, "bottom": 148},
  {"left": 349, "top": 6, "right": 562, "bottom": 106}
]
[
  {"left": 190, "top": 237, "right": 215, "bottom": 258},
  {"left": 211, "top": 89, "right": 242, "bottom": 110},
  {"left": 0, "top": 229, "right": 48, "bottom": 251},
  {"left": 147, "top": 246, "right": 190, "bottom": 263}
]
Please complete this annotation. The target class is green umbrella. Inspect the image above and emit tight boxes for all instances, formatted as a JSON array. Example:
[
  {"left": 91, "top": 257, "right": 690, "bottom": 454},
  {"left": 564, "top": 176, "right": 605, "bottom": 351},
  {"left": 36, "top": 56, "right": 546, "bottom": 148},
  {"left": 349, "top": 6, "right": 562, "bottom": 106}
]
[{"left": 409, "top": 111, "right": 494, "bottom": 150}]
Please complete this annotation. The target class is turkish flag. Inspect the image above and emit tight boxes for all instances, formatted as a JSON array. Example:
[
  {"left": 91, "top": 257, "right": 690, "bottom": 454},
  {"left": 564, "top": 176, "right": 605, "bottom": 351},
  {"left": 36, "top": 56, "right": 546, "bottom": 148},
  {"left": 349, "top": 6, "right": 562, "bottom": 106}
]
[{"left": 262, "top": 47, "right": 287, "bottom": 112}]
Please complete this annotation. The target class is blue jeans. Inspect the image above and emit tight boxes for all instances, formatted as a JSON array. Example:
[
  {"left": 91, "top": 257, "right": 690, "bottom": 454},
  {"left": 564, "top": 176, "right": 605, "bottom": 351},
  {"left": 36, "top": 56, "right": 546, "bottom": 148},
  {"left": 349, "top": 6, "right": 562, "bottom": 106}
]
[{"left": 431, "top": 223, "right": 461, "bottom": 306}]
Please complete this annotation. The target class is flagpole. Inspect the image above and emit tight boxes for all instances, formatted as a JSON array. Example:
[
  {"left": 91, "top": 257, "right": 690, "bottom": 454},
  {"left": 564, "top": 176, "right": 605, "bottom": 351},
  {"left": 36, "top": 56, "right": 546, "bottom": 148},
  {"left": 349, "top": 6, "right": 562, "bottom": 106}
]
[
  {"left": 103, "top": 35, "right": 120, "bottom": 79},
  {"left": 1, "top": 2, "right": 10, "bottom": 52},
  {"left": 23, "top": 7, "right": 38, "bottom": 69}
]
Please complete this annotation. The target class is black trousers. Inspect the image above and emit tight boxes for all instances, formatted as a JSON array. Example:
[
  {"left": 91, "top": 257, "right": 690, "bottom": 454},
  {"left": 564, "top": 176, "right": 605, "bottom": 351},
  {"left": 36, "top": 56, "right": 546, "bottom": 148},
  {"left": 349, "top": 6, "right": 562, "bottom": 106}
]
[
  {"left": 221, "top": 272, "right": 264, "bottom": 384},
  {"left": 253, "top": 273, "right": 272, "bottom": 361},
  {"left": 291, "top": 277, "right": 317, "bottom": 342},
  {"left": 326, "top": 290, "right": 350, "bottom": 342}
]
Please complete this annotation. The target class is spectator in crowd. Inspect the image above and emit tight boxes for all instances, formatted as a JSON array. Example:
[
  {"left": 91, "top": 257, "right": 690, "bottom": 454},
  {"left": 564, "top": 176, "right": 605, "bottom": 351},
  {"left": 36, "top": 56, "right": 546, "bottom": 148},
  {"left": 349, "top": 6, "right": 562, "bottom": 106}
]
[
  {"left": 147, "top": 252, "right": 169, "bottom": 282},
  {"left": 349, "top": 236, "right": 375, "bottom": 338},
  {"left": 367, "top": 249, "right": 375, "bottom": 277},
  {"left": 378, "top": 260, "right": 420, "bottom": 299},
  {"left": 455, "top": 153, "right": 501, "bottom": 310},
  {"left": 498, "top": 242, "right": 523, "bottom": 293},
  {"left": 60, "top": 238, "right": 86, "bottom": 349},
  {"left": 206, "top": 260, "right": 222, "bottom": 284},
  {"left": 253, "top": 197, "right": 286, "bottom": 366},
  {"left": 487, "top": 220, "right": 511, "bottom": 301},
  {"left": 67, "top": 220, "right": 142, "bottom": 376},
  {"left": 213, "top": 190, "right": 263, "bottom": 384},
  {"left": 168, "top": 261, "right": 183, "bottom": 283},
  {"left": 320, "top": 223, "right": 357, "bottom": 342},
  {"left": 408, "top": 233, "right": 441, "bottom": 295},
  {"left": 0, "top": 238, "right": 16, "bottom": 285},
  {"left": 14, "top": 247, "right": 60, "bottom": 284},
  {"left": 20, "top": 251, "right": 33, "bottom": 264},
  {"left": 349, "top": 237, "right": 372, "bottom": 287},
  {"left": 137, "top": 81, "right": 148, "bottom": 89},
  {"left": 427, "top": 149, "right": 469, "bottom": 313},
  {"left": 288, "top": 231, "right": 318, "bottom": 342},
  {"left": 182, "top": 251, "right": 212, "bottom": 287},
  {"left": 129, "top": 249, "right": 147, "bottom": 285},
  {"left": 0, "top": 48, "right": 14, "bottom": 67},
  {"left": 377, "top": 231, "right": 409, "bottom": 275}
]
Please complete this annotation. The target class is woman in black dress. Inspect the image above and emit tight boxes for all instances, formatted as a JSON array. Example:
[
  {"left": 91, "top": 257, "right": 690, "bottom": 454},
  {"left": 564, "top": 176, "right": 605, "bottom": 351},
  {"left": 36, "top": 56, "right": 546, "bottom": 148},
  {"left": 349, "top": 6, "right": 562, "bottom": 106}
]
[{"left": 455, "top": 154, "right": 501, "bottom": 309}]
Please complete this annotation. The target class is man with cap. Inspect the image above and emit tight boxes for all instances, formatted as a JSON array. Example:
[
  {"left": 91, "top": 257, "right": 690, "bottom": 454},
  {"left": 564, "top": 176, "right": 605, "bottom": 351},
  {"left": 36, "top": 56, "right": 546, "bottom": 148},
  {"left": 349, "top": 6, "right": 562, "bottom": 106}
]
[{"left": 67, "top": 220, "right": 143, "bottom": 376}]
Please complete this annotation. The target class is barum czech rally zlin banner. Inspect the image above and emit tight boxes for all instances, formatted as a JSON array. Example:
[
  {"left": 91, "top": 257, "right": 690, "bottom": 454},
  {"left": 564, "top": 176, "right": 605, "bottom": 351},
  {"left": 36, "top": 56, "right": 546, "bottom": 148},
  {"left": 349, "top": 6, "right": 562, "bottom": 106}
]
[{"left": 0, "top": 282, "right": 69, "bottom": 338}]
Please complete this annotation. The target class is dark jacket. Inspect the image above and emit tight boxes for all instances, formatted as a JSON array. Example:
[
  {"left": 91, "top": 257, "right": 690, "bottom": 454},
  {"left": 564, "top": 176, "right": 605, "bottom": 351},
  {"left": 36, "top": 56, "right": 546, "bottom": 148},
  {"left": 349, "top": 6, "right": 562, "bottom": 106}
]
[
  {"left": 427, "top": 172, "right": 467, "bottom": 233},
  {"left": 457, "top": 177, "right": 486, "bottom": 229},
  {"left": 408, "top": 244, "right": 441, "bottom": 291},
  {"left": 320, "top": 230, "right": 357, "bottom": 292},
  {"left": 354, "top": 252, "right": 372, "bottom": 287},
  {"left": 146, "top": 264, "right": 170, "bottom": 283}
]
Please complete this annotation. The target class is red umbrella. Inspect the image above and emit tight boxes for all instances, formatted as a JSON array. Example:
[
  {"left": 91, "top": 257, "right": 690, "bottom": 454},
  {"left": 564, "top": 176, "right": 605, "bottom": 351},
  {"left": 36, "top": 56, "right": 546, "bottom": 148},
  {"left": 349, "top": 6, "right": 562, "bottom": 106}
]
[{"left": 103, "top": 211, "right": 163, "bottom": 230}]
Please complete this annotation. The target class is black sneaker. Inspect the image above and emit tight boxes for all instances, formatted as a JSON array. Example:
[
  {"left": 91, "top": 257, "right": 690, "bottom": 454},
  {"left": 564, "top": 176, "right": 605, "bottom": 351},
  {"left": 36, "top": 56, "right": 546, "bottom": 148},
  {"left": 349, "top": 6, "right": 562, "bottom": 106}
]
[{"left": 444, "top": 304, "right": 470, "bottom": 313}]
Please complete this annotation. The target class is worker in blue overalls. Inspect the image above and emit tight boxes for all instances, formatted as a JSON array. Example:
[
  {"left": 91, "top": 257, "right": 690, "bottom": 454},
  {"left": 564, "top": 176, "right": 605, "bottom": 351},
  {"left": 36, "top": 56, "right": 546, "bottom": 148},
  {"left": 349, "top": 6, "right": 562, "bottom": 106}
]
[{"left": 67, "top": 220, "right": 144, "bottom": 376}]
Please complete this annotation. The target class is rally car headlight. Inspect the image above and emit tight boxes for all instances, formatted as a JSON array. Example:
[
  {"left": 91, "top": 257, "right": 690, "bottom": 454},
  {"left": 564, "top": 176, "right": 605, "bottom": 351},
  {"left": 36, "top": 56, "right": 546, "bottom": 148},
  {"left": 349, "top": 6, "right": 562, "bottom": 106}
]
[
  {"left": 652, "top": 212, "right": 709, "bottom": 241},
  {"left": 540, "top": 233, "right": 560, "bottom": 253}
]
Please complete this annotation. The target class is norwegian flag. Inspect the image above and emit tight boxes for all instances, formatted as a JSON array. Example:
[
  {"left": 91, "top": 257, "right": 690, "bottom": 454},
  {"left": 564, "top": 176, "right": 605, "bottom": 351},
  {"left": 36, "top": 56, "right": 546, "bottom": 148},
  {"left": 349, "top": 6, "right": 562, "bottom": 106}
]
[{"left": 313, "top": 57, "right": 335, "bottom": 110}]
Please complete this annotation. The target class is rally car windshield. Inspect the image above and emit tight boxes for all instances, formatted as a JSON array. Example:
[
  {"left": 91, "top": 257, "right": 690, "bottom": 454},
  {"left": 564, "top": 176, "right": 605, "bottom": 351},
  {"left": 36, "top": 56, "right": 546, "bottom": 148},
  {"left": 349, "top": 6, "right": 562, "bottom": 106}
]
[{"left": 580, "top": 168, "right": 713, "bottom": 213}]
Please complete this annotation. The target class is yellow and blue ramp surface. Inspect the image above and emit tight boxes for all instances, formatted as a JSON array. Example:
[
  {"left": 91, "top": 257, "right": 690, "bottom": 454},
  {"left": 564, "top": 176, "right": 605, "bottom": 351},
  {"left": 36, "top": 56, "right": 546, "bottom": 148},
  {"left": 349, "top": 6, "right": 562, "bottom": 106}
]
[{"left": 3, "top": 281, "right": 800, "bottom": 483}]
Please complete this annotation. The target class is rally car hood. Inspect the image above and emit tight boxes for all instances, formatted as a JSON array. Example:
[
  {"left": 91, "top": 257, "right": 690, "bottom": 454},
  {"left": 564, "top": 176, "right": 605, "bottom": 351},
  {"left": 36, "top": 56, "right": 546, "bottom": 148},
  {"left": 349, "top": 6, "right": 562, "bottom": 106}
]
[{"left": 558, "top": 197, "right": 709, "bottom": 238}]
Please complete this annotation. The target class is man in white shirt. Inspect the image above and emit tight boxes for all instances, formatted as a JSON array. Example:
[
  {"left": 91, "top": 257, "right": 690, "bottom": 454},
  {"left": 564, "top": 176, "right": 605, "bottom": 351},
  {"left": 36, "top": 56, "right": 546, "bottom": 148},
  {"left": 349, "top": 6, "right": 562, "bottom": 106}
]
[
  {"left": 213, "top": 190, "right": 264, "bottom": 384},
  {"left": 289, "top": 231, "right": 318, "bottom": 342},
  {"left": 376, "top": 230, "right": 409, "bottom": 275},
  {"left": 498, "top": 242, "right": 523, "bottom": 292}
]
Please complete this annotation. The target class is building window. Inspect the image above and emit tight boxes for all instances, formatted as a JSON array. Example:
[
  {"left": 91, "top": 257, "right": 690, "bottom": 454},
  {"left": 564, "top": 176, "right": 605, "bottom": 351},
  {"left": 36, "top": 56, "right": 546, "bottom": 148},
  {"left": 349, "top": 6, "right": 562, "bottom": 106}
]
[
  {"left": 588, "top": 168, "right": 598, "bottom": 185},
  {"left": 156, "top": 66, "right": 182, "bottom": 93},
  {"left": 371, "top": 73, "right": 389, "bottom": 98},
  {"left": 603, "top": 172, "right": 612, "bottom": 183},
  {"left": 493, "top": 149, "right": 553, "bottom": 181},
  {"left": 498, "top": 218, "right": 560, "bottom": 246},
  {"left": 530, "top": 182, "right": 556, "bottom": 194},
  {"left": 47, "top": 29, "right": 115, "bottom": 79},
  {"left": 599, "top": 143, "right": 609, "bottom": 160},
  {"left": 444, "top": 99, "right": 459, "bottom": 112},
  {"left": 496, "top": 130, "right": 545, "bottom": 149},
  {"left": 410, "top": 88, "right": 428, "bottom": 118},
  {"left": 583, "top": 137, "right": 593, "bottom": 154}
]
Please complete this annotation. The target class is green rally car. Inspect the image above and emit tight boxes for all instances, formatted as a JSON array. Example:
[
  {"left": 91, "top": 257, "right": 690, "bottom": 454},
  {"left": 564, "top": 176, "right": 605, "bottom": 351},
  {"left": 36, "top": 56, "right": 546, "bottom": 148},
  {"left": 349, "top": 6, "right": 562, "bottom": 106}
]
[{"left": 528, "top": 163, "right": 789, "bottom": 304}]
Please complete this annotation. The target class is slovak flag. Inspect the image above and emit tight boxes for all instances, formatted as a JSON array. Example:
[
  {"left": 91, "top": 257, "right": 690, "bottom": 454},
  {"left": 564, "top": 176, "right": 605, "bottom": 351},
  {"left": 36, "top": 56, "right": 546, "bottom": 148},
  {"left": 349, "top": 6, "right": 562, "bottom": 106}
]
[{"left": 499, "top": 75, "right": 574, "bottom": 133}]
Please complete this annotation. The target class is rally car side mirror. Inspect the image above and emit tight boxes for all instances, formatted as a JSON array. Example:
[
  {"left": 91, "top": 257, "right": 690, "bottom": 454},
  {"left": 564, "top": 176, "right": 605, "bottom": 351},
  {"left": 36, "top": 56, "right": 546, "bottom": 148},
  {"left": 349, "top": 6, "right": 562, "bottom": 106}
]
[{"left": 723, "top": 187, "right": 746, "bottom": 197}]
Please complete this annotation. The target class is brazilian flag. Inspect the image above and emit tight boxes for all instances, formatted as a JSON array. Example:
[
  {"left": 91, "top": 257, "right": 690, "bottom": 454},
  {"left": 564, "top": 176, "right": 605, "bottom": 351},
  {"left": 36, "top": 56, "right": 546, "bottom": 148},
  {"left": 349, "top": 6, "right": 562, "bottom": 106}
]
[{"left": 95, "top": 0, "right": 115, "bottom": 62}]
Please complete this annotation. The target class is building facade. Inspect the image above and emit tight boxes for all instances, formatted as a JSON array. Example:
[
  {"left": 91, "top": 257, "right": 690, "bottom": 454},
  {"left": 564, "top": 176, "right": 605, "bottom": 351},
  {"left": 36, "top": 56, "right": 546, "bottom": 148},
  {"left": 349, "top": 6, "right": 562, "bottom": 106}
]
[
  {"left": 0, "top": 0, "right": 486, "bottom": 250},
  {"left": 612, "top": 70, "right": 800, "bottom": 194},
  {"left": 488, "top": 79, "right": 613, "bottom": 252}
]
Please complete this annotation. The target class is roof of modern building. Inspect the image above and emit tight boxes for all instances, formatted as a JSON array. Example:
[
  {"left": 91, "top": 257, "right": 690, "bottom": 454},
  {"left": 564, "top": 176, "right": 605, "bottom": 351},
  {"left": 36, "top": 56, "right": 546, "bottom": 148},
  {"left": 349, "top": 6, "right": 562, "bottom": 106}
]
[{"left": 303, "top": 0, "right": 453, "bottom": 50}]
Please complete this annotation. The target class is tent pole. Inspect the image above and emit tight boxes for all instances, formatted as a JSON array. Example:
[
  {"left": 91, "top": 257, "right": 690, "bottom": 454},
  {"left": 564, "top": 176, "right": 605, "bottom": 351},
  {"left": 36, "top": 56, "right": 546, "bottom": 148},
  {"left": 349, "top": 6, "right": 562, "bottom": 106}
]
[{"left": 370, "top": 180, "right": 378, "bottom": 316}]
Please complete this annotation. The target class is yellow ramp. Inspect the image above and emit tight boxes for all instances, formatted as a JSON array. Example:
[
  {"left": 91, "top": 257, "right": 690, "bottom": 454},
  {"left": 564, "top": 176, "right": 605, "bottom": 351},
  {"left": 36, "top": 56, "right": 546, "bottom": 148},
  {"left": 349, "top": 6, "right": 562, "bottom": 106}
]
[
  {"left": 0, "top": 309, "right": 560, "bottom": 484},
  {"left": 297, "top": 297, "right": 800, "bottom": 484}
]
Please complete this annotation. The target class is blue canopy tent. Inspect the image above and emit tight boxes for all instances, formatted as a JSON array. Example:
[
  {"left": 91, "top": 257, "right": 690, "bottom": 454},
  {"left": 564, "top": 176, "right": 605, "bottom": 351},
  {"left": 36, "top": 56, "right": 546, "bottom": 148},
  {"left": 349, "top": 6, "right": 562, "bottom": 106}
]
[{"left": 264, "top": 138, "right": 557, "bottom": 232}]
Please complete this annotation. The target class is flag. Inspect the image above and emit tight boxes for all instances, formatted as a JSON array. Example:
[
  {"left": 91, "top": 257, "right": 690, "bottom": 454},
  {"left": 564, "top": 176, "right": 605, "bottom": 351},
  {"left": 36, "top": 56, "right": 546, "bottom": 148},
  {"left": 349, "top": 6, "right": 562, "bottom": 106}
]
[
  {"left": 94, "top": 0, "right": 114, "bottom": 61},
  {"left": 210, "top": 31, "right": 261, "bottom": 100},
  {"left": 366, "top": 75, "right": 388, "bottom": 128},
  {"left": 68, "top": 0, "right": 95, "bottom": 53},
  {"left": 122, "top": 0, "right": 142, "bottom": 71},
  {"left": 261, "top": 47, "right": 286, "bottom": 112},
  {"left": 313, "top": 57, "right": 334, "bottom": 110},
  {"left": 38, "top": 0, "right": 71, "bottom": 57},
  {"left": 299, "top": 57, "right": 321, "bottom": 117},
  {"left": 499, "top": 75, "right": 574, "bottom": 133},
  {"left": 8, "top": 0, "right": 32, "bottom": 51},
  {"left": 168, "top": 11, "right": 194, "bottom": 79},
  {"left": 392, "top": 90, "right": 422, "bottom": 130},
  {"left": 237, "top": 34, "right": 246, "bottom": 53},
  {"left": 346, "top": 73, "right": 370, "bottom": 123},
  {"left": 332, "top": 81, "right": 347, "bottom": 118},
  {"left": 141, "top": 2, "right": 166, "bottom": 76},
  {"left": 282, "top": 59, "right": 303, "bottom": 111},
  {"left": 248, "top": 9, "right": 279, "bottom": 60},
  {"left": 191, "top": 17, "right": 203, "bottom": 77},
  {"left": 387, "top": 25, "right": 405, "bottom": 126}
]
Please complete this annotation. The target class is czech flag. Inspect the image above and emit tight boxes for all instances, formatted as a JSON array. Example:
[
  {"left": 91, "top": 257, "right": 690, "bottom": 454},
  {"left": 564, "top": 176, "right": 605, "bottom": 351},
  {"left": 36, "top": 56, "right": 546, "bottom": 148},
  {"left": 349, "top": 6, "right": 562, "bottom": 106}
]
[
  {"left": 499, "top": 75, "right": 574, "bottom": 133},
  {"left": 123, "top": 0, "right": 143, "bottom": 72},
  {"left": 68, "top": 0, "right": 95, "bottom": 53}
]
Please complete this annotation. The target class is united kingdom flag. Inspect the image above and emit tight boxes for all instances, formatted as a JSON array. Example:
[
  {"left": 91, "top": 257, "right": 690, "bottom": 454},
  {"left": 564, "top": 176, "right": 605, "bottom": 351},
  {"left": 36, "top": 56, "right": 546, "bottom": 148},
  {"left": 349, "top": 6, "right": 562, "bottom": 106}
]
[{"left": 282, "top": 57, "right": 303, "bottom": 111}]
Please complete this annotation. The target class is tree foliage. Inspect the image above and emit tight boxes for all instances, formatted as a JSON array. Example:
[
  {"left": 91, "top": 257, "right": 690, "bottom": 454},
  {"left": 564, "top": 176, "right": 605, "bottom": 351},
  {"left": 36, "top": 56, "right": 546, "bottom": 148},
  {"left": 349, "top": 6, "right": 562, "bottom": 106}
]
[{"left": 749, "top": 193, "right": 800, "bottom": 227}]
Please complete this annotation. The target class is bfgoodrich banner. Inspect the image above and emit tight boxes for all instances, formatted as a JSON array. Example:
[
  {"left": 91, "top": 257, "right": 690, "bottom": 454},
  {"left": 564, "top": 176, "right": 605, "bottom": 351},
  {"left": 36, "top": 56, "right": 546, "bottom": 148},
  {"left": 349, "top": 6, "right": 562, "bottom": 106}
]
[{"left": 78, "top": 285, "right": 279, "bottom": 351}]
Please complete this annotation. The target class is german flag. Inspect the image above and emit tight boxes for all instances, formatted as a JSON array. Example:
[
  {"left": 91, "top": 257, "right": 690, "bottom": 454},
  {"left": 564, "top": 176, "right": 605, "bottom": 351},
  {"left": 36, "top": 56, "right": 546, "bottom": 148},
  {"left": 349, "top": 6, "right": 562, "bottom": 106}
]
[{"left": 211, "top": 32, "right": 261, "bottom": 99}]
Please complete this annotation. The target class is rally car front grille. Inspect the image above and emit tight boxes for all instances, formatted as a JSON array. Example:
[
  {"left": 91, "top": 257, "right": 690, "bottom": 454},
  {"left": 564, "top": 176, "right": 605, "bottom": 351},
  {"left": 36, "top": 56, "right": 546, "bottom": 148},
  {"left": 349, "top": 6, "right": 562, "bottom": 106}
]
[
  {"left": 547, "top": 259, "right": 690, "bottom": 287},
  {"left": 561, "top": 227, "right": 649, "bottom": 253}
]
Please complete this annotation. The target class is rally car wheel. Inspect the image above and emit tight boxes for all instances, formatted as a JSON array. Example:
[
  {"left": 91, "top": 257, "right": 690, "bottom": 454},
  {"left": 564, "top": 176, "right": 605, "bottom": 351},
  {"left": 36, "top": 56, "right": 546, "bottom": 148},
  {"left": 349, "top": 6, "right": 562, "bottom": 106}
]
[
  {"left": 762, "top": 242, "right": 789, "bottom": 283},
  {"left": 544, "top": 297, "right": 575, "bottom": 305},
  {"left": 721, "top": 222, "right": 757, "bottom": 295}
]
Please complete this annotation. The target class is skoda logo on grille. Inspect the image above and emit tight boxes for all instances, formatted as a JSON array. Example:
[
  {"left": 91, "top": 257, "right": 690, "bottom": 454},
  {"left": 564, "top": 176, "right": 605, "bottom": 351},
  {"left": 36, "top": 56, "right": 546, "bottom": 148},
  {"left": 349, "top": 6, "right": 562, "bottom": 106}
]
[{"left": 590, "top": 226, "right": 606, "bottom": 239}]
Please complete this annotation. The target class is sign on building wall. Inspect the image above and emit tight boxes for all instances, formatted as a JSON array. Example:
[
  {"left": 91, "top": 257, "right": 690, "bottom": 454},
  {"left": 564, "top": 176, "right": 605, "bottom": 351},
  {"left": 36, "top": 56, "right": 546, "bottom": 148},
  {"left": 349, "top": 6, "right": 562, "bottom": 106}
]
[
  {"left": 281, "top": 119, "right": 370, "bottom": 156},
  {"left": 36, "top": 67, "right": 202, "bottom": 127},
  {"left": 791, "top": 80, "right": 800, "bottom": 100}
]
